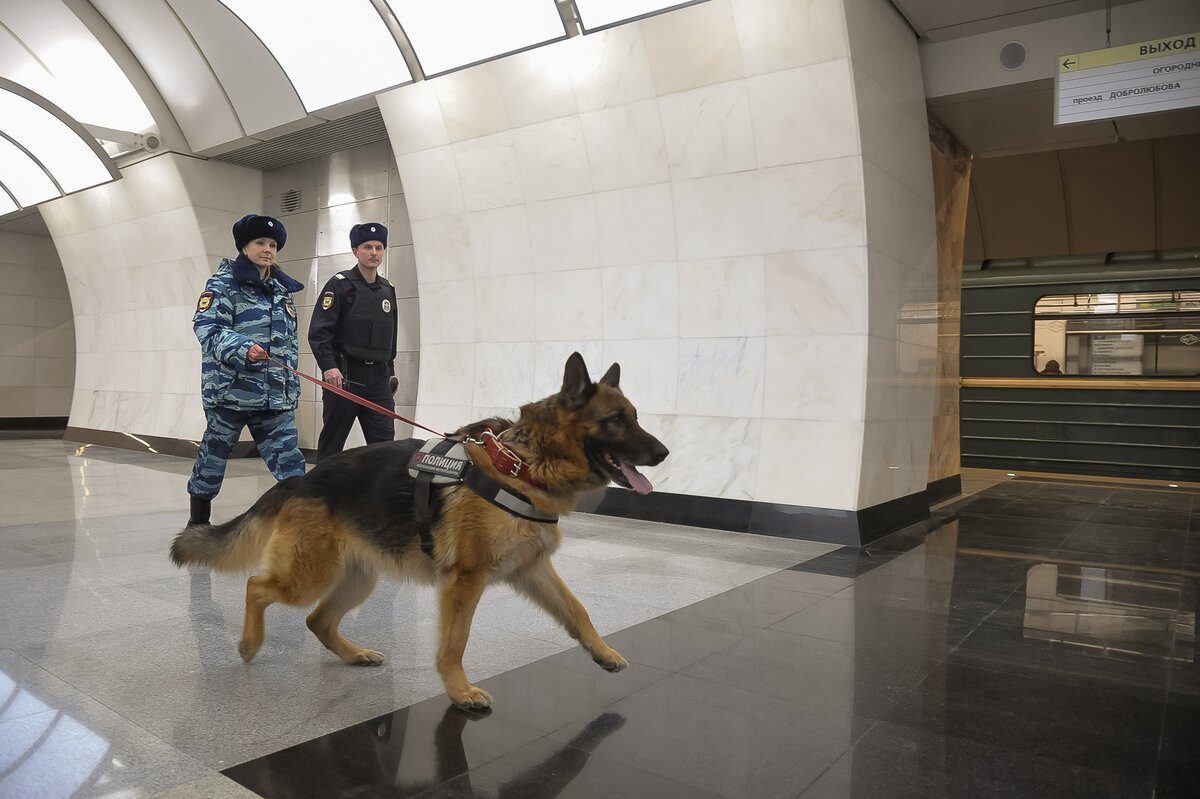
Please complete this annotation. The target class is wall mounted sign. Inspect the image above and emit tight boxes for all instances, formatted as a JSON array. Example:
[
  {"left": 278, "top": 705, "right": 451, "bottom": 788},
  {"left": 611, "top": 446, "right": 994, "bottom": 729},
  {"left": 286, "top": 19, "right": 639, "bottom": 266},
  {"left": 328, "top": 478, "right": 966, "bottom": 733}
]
[{"left": 1055, "top": 32, "right": 1199, "bottom": 125}]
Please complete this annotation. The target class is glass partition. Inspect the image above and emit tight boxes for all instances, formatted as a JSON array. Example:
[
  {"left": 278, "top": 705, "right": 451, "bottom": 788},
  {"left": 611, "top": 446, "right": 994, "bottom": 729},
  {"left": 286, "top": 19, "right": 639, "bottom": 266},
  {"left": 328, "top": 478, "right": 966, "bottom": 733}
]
[{"left": 1032, "top": 290, "right": 1200, "bottom": 376}]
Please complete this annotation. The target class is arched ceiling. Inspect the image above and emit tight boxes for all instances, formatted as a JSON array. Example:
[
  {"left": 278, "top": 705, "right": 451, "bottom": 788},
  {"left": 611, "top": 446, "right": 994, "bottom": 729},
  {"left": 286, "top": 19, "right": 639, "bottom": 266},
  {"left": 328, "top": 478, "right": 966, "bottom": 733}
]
[{"left": 0, "top": 0, "right": 706, "bottom": 161}]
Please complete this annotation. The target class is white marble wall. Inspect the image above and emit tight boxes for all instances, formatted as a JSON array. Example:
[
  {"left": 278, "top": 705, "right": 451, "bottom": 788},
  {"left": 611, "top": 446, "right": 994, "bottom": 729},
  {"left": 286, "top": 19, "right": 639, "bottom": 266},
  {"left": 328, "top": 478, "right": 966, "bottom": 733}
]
[
  {"left": 40, "top": 154, "right": 262, "bottom": 440},
  {"left": 844, "top": 0, "right": 940, "bottom": 507},
  {"left": 378, "top": 0, "right": 938, "bottom": 511},
  {"left": 0, "top": 230, "right": 74, "bottom": 418}
]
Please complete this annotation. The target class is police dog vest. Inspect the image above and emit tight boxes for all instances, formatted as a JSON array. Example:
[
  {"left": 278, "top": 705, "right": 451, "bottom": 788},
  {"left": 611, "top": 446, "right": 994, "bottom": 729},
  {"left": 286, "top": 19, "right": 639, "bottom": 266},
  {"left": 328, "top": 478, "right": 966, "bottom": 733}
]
[{"left": 407, "top": 437, "right": 558, "bottom": 557}]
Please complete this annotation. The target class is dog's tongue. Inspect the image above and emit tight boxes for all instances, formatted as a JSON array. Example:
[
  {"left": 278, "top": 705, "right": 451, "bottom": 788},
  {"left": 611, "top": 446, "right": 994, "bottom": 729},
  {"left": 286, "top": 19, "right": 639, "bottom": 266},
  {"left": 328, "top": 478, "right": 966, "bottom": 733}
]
[{"left": 620, "top": 462, "right": 653, "bottom": 495}]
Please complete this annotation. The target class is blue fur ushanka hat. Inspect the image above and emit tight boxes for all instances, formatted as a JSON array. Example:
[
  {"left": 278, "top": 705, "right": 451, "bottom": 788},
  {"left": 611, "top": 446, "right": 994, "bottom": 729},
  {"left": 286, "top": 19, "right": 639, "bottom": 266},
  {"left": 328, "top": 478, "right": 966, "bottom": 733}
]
[
  {"left": 233, "top": 214, "right": 287, "bottom": 251},
  {"left": 349, "top": 222, "right": 388, "bottom": 248}
]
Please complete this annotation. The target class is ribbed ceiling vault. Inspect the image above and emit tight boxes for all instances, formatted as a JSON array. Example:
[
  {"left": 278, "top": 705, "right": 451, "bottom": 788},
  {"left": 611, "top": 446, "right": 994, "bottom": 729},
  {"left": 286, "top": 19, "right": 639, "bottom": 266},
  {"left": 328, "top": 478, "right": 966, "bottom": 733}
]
[{"left": 211, "top": 107, "right": 390, "bottom": 172}]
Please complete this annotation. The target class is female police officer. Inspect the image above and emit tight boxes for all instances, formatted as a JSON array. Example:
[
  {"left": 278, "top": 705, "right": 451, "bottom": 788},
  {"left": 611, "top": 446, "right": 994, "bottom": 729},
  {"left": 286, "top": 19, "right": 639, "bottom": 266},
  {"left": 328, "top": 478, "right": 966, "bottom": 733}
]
[{"left": 186, "top": 214, "right": 306, "bottom": 525}]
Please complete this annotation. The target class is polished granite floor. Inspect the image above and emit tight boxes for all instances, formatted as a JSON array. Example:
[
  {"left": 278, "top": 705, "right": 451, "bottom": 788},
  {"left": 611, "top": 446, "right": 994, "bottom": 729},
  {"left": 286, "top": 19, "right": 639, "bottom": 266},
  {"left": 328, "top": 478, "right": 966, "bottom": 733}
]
[{"left": 2, "top": 438, "right": 1198, "bottom": 798}]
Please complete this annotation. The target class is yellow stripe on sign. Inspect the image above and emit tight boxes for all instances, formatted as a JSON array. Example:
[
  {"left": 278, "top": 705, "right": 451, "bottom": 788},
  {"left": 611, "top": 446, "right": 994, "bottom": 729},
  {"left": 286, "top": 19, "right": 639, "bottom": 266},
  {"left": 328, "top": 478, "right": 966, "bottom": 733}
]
[{"left": 1060, "top": 32, "right": 1199, "bottom": 72}]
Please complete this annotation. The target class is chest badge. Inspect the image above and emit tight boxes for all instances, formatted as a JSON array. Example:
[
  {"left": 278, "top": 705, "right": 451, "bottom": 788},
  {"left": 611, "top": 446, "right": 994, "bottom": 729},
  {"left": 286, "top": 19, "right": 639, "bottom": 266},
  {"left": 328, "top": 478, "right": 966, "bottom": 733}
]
[
  {"left": 285, "top": 301, "right": 296, "bottom": 318},
  {"left": 382, "top": 299, "right": 392, "bottom": 313},
  {"left": 321, "top": 291, "right": 334, "bottom": 310},
  {"left": 197, "top": 291, "right": 214, "bottom": 312}
]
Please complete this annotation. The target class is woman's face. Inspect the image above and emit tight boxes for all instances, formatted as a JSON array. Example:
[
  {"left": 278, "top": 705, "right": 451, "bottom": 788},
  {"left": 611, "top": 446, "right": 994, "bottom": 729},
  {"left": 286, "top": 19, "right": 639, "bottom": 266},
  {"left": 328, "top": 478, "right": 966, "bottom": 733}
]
[{"left": 242, "top": 237, "right": 278, "bottom": 268}]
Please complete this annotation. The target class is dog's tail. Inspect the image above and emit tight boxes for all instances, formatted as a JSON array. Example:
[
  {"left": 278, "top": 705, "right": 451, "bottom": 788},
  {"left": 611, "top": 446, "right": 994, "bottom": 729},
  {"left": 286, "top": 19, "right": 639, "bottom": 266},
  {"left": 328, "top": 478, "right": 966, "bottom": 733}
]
[{"left": 170, "top": 481, "right": 293, "bottom": 572}]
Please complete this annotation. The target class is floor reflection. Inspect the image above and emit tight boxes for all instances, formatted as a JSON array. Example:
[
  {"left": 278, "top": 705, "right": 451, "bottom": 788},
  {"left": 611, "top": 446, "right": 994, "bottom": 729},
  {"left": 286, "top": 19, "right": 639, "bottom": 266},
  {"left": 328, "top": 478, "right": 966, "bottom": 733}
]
[
  {"left": 224, "top": 704, "right": 627, "bottom": 799},
  {"left": 1023, "top": 564, "right": 1195, "bottom": 662},
  {"left": 0, "top": 670, "right": 110, "bottom": 798}
]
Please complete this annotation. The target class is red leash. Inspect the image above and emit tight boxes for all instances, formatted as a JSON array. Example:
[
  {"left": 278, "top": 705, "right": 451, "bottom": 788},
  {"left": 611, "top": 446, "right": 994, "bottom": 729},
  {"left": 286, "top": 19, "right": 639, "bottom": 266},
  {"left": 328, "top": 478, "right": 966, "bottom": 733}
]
[
  {"left": 267, "top": 356, "right": 449, "bottom": 438},
  {"left": 265, "top": 356, "right": 543, "bottom": 487}
]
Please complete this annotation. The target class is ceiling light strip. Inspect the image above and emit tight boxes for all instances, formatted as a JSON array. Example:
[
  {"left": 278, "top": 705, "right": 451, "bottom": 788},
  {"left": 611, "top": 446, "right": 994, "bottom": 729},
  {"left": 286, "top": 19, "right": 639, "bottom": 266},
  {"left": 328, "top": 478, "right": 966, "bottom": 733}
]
[
  {"left": 570, "top": 0, "right": 708, "bottom": 33},
  {"left": 216, "top": 0, "right": 412, "bottom": 112},
  {"left": 384, "top": 0, "right": 568, "bottom": 78},
  {"left": 0, "top": 78, "right": 121, "bottom": 211}
]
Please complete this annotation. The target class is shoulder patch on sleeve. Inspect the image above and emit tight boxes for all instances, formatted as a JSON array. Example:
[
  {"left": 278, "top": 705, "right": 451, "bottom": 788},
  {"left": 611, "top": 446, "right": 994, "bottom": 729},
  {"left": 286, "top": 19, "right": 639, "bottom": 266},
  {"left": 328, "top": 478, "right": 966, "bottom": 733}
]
[
  {"left": 197, "top": 291, "right": 214, "bottom": 312},
  {"left": 320, "top": 290, "right": 335, "bottom": 311}
]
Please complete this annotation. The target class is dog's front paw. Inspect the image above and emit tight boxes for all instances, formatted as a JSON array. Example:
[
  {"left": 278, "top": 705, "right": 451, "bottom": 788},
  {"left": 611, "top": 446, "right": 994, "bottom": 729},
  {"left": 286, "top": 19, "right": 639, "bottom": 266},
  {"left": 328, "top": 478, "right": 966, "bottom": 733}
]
[
  {"left": 237, "top": 638, "right": 260, "bottom": 663},
  {"left": 591, "top": 645, "right": 627, "bottom": 672},
  {"left": 448, "top": 684, "right": 493, "bottom": 710},
  {"left": 347, "top": 649, "right": 385, "bottom": 666}
]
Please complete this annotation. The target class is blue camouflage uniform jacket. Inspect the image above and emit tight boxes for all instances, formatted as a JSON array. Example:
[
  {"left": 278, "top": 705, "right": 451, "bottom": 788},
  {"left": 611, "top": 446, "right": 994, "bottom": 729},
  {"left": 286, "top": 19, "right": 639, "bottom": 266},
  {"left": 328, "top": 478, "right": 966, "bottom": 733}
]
[{"left": 193, "top": 255, "right": 305, "bottom": 411}]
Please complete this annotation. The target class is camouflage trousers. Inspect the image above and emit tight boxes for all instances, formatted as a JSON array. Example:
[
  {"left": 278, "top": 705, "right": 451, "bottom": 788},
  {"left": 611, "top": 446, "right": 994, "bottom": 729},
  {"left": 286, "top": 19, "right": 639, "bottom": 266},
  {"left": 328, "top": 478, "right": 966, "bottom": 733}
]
[{"left": 187, "top": 407, "right": 306, "bottom": 499}]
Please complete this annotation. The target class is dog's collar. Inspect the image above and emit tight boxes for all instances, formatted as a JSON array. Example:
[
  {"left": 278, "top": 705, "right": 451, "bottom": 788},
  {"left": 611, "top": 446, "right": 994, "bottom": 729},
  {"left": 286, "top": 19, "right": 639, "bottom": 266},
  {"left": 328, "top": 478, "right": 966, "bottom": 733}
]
[{"left": 478, "top": 429, "right": 546, "bottom": 489}]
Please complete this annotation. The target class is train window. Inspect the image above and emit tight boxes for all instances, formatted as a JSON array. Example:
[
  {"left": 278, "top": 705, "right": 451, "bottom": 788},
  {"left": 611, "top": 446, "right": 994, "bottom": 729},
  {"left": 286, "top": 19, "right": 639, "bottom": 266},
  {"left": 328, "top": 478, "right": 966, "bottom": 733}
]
[{"left": 1033, "top": 291, "right": 1200, "bottom": 376}]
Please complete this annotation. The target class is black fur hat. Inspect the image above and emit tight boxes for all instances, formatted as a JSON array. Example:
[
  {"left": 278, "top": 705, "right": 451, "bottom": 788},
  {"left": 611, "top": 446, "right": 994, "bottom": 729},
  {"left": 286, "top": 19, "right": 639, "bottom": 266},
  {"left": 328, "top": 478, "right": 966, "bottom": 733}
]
[
  {"left": 350, "top": 222, "right": 388, "bottom": 248},
  {"left": 233, "top": 214, "right": 287, "bottom": 251}
]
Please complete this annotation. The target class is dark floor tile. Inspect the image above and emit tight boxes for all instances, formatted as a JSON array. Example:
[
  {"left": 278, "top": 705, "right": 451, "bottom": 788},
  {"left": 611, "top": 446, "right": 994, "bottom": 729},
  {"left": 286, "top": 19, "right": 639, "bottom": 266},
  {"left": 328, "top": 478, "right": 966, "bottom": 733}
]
[
  {"left": 757, "top": 568, "right": 856, "bottom": 597},
  {"left": 1156, "top": 699, "right": 1200, "bottom": 792},
  {"left": 862, "top": 526, "right": 939, "bottom": 555},
  {"left": 478, "top": 654, "right": 672, "bottom": 734},
  {"left": 569, "top": 612, "right": 752, "bottom": 673},
  {"left": 1055, "top": 524, "right": 1193, "bottom": 572},
  {"left": 223, "top": 701, "right": 542, "bottom": 799},
  {"left": 669, "top": 575, "right": 828, "bottom": 628},
  {"left": 1083, "top": 504, "right": 1192, "bottom": 532},
  {"left": 789, "top": 547, "right": 903, "bottom": 578},
  {"left": 974, "top": 479, "right": 1044, "bottom": 499},
  {"left": 798, "top": 720, "right": 1154, "bottom": 799},
  {"left": 951, "top": 615, "right": 1176, "bottom": 690},
  {"left": 954, "top": 513, "right": 1081, "bottom": 545},
  {"left": 948, "top": 496, "right": 1014, "bottom": 516},
  {"left": 415, "top": 728, "right": 724, "bottom": 799},
  {"left": 1104, "top": 488, "right": 1195, "bottom": 514},
  {"left": 1027, "top": 483, "right": 1113, "bottom": 505},
  {"left": 770, "top": 595, "right": 981, "bottom": 653},
  {"left": 1062, "top": 521, "right": 1190, "bottom": 546},
  {"left": 850, "top": 561, "right": 1021, "bottom": 608},
  {"left": 990, "top": 499, "right": 1101, "bottom": 523},
  {"left": 880, "top": 661, "right": 1166, "bottom": 780},
  {"left": 545, "top": 673, "right": 852, "bottom": 799},
  {"left": 682, "top": 626, "right": 936, "bottom": 723}
]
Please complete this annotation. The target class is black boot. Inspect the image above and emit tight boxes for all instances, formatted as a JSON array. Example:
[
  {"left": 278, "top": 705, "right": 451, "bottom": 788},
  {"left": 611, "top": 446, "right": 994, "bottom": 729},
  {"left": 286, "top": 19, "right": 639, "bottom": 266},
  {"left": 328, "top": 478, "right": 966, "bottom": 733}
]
[{"left": 188, "top": 495, "right": 211, "bottom": 526}]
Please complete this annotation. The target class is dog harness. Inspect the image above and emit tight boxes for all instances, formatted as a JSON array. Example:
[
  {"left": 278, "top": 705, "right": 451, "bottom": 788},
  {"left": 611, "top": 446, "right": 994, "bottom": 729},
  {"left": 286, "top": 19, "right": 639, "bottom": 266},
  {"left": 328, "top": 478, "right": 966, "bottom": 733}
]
[{"left": 407, "top": 437, "right": 558, "bottom": 557}]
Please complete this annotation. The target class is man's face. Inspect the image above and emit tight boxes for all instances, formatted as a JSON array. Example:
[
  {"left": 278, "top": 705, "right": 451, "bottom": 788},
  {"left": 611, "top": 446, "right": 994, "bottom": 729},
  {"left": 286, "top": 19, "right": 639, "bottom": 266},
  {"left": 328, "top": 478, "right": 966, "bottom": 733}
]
[
  {"left": 354, "top": 241, "right": 385, "bottom": 270},
  {"left": 242, "top": 238, "right": 278, "bottom": 267}
]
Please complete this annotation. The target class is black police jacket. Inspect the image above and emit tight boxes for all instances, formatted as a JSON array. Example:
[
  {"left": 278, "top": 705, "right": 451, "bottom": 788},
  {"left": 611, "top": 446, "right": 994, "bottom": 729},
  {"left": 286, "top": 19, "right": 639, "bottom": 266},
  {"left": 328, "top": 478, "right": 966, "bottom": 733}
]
[{"left": 309, "top": 268, "right": 398, "bottom": 371}]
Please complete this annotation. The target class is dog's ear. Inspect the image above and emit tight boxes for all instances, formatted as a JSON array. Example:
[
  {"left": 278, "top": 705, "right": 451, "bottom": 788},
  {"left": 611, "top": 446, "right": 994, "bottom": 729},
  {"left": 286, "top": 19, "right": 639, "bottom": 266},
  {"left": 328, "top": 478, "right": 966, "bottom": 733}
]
[
  {"left": 560, "top": 352, "right": 594, "bottom": 409},
  {"left": 598, "top": 363, "right": 620, "bottom": 389}
]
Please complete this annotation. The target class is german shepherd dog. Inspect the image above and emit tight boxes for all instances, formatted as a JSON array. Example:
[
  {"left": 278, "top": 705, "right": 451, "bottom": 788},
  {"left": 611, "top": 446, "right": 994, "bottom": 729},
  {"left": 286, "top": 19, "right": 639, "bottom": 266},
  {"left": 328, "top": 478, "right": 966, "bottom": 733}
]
[{"left": 171, "top": 353, "right": 668, "bottom": 709}]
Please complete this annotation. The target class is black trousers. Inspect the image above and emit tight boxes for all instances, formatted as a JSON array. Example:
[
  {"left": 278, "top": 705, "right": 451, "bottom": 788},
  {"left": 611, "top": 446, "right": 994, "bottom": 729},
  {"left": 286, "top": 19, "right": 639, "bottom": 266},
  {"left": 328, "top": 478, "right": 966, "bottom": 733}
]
[{"left": 316, "top": 361, "right": 395, "bottom": 461}]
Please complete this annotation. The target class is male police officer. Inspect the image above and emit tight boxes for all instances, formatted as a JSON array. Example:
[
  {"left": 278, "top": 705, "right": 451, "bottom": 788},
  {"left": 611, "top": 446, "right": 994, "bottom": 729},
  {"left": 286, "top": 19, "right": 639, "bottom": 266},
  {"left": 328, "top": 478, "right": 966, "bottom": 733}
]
[{"left": 309, "top": 222, "right": 400, "bottom": 461}]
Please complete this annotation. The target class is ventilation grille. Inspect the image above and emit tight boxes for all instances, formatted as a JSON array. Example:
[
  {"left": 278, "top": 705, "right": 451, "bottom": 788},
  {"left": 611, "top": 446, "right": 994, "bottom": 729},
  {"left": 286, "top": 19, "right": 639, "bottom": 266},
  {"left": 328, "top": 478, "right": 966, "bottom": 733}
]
[
  {"left": 279, "top": 188, "right": 302, "bottom": 213},
  {"left": 214, "top": 107, "right": 390, "bottom": 171}
]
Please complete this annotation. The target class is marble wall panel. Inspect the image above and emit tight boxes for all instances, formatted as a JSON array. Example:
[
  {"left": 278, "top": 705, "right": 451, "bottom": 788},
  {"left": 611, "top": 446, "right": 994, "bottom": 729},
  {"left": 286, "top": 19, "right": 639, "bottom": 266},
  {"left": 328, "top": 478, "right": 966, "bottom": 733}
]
[
  {"left": 452, "top": 133, "right": 525, "bottom": 212},
  {"left": 0, "top": 230, "right": 74, "bottom": 417},
  {"left": 512, "top": 117, "right": 594, "bottom": 202},
  {"left": 747, "top": 59, "right": 860, "bottom": 168},
  {"left": 659, "top": 81, "right": 757, "bottom": 181},
  {"left": 731, "top": 0, "right": 849, "bottom": 76},
  {"left": 527, "top": 195, "right": 600, "bottom": 273},
  {"left": 673, "top": 171, "right": 764, "bottom": 261},
  {"left": 765, "top": 248, "right": 868, "bottom": 337},
  {"left": 678, "top": 256, "right": 765, "bottom": 339},
  {"left": 640, "top": 0, "right": 744, "bottom": 94},
  {"left": 376, "top": 0, "right": 941, "bottom": 514}
]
